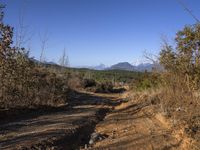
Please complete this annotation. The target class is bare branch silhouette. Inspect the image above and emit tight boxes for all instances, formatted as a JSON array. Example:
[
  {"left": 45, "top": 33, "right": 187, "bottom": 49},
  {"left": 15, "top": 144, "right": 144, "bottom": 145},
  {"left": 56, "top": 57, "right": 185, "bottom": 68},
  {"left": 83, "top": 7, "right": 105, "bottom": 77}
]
[
  {"left": 176, "top": 0, "right": 200, "bottom": 23},
  {"left": 39, "top": 30, "right": 49, "bottom": 63}
]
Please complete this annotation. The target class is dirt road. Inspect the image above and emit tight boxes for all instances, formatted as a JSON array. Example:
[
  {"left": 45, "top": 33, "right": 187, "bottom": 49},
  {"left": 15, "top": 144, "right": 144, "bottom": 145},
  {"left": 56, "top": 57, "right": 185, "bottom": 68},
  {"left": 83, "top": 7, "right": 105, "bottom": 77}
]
[
  {"left": 0, "top": 91, "right": 197, "bottom": 150},
  {"left": 0, "top": 91, "right": 121, "bottom": 150}
]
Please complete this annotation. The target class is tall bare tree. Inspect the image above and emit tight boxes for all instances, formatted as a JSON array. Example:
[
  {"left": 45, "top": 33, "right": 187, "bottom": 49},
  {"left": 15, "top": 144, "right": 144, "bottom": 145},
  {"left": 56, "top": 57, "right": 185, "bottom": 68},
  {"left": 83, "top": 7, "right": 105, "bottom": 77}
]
[
  {"left": 15, "top": 12, "right": 32, "bottom": 49},
  {"left": 39, "top": 31, "right": 48, "bottom": 63},
  {"left": 59, "top": 48, "right": 69, "bottom": 67}
]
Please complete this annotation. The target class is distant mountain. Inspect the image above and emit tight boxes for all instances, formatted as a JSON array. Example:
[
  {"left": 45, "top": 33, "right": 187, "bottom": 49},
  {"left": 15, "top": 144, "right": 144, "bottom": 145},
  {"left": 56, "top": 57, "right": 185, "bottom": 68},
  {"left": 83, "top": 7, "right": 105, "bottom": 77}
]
[
  {"left": 134, "top": 63, "right": 154, "bottom": 72},
  {"left": 108, "top": 62, "right": 155, "bottom": 72},
  {"left": 44, "top": 61, "right": 58, "bottom": 65},
  {"left": 30, "top": 58, "right": 40, "bottom": 64},
  {"left": 75, "top": 62, "right": 156, "bottom": 72},
  {"left": 92, "top": 64, "right": 106, "bottom": 70},
  {"left": 75, "top": 64, "right": 106, "bottom": 70},
  {"left": 109, "top": 62, "right": 135, "bottom": 71},
  {"left": 30, "top": 58, "right": 58, "bottom": 65}
]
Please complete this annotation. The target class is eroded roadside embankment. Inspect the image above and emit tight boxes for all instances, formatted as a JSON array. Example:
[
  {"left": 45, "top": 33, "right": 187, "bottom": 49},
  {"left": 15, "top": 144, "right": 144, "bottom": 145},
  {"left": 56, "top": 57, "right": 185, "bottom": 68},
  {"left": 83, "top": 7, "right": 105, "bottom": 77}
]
[
  {"left": 0, "top": 92, "right": 123, "bottom": 150},
  {"left": 86, "top": 92, "right": 199, "bottom": 150}
]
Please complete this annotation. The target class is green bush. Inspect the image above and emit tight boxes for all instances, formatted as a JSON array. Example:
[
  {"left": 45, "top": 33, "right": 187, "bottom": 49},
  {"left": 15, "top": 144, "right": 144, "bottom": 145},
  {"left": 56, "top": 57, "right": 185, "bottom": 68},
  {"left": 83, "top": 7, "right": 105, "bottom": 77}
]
[{"left": 132, "top": 72, "right": 161, "bottom": 91}]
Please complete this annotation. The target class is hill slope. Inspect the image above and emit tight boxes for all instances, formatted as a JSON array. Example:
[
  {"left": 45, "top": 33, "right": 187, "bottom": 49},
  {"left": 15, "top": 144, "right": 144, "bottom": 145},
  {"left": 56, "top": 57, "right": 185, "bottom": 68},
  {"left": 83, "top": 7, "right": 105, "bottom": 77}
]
[{"left": 109, "top": 62, "right": 135, "bottom": 71}]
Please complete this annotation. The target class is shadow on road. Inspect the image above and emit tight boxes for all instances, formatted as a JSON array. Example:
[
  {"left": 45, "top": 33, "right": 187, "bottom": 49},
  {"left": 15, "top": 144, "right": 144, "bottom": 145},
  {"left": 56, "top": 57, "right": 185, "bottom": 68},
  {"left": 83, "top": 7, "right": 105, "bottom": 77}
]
[{"left": 0, "top": 90, "right": 123, "bottom": 150}]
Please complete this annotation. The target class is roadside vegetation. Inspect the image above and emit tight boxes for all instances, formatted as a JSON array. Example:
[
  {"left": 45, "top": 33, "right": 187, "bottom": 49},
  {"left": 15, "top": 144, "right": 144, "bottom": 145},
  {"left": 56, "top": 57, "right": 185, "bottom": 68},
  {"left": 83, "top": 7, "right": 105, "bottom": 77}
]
[
  {"left": 126, "top": 23, "right": 200, "bottom": 145},
  {"left": 158, "top": 23, "right": 200, "bottom": 142}
]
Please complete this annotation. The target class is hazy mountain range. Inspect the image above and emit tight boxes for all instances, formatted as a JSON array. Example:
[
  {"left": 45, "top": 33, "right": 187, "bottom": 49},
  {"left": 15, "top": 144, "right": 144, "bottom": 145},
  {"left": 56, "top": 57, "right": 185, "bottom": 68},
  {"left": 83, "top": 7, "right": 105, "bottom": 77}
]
[
  {"left": 109, "top": 62, "right": 154, "bottom": 72},
  {"left": 76, "top": 62, "right": 155, "bottom": 72},
  {"left": 31, "top": 58, "right": 155, "bottom": 72}
]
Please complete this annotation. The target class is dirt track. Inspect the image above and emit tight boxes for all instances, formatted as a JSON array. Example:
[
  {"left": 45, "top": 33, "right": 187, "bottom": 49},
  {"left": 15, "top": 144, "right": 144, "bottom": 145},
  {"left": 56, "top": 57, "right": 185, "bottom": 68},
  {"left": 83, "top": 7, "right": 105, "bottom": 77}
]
[
  {"left": 0, "top": 91, "right": 197, "bottom": 150},
  {"left": 0, "top": 92, "right": 121, "bottom": 150}
]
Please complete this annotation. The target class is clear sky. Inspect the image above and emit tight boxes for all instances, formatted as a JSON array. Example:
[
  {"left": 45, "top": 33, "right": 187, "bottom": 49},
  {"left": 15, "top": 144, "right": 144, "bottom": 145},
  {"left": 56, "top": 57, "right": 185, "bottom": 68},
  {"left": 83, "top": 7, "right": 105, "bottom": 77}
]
[{"left": 2, "top": 0, "right": 200, "bottom": 66}]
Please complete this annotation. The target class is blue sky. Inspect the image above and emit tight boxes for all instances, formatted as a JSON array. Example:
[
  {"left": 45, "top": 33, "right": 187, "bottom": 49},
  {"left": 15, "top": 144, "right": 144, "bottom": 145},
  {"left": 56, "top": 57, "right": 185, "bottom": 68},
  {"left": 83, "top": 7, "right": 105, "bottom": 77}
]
[{"left": 2, "top": 0, "right": 200, "bottom": 66}]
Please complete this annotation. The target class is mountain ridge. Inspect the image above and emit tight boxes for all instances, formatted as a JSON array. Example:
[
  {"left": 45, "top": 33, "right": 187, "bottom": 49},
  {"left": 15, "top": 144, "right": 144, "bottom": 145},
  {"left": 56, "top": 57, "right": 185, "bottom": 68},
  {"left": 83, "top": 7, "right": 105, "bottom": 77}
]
[
  {"left": 31, "top": 58, "right": 154, "bottom": 72},
  {"left": 109, "top": 62, "right": 154, "bottom": 72},
  {"left": 76, "top": 62, "right": 155, "bottom": 72}
]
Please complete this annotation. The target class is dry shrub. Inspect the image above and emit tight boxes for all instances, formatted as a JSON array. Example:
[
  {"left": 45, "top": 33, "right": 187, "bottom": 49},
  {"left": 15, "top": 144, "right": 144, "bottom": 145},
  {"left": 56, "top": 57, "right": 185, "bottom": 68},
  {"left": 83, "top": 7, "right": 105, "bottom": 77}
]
[
  {"left": 156, "top": 73, "right": 200, "bottom": 141},
  {"left": 157, "top": 24, "right": 200, "bottom": 141},
  {"left": 67, "top": 76, "right": 83, "bottom": 90},
  {"left": 0, "top": 67, "right": 69, "bottom": 108},
  {"left": 29, "top": 68, "right": 69, "bottom": 107},
  {"left": 95, "top": 82, "right": 114, "bottom": 93},
  {"left": 83, "top": 78, "right": 96, "bottom": 88}
]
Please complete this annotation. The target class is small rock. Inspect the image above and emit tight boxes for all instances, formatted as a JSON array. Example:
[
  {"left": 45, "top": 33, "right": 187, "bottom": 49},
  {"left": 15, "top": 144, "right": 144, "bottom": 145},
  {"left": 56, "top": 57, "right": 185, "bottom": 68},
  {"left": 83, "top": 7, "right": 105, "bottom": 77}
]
[
  {"left": 176, "top": 107, "right": 181, "bottom": 111},
  {"left": 89, "top": 139, "right": 94, "bottom": 145},
  {"left": 84, "top": 144, "right": 88, "bottom": 149},
  {"left": 89, "top": 132, "right": 108, "bottom": 145}
]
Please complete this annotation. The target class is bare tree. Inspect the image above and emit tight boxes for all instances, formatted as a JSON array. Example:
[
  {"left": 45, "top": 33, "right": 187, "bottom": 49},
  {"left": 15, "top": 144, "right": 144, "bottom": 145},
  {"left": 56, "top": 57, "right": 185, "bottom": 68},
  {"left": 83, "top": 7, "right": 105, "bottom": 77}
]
[
  {"left": 15, "top": 7, "right": 33, "bottom": 49},
  {"left": 0, "top": 4, "right": 4, "bottom": 23},
  {"left": 39, "top": 31, "right": 48, "bottom": 63},
  {"left": 65, "top": 54, "right": 69, "bottom": 67},
  {"left": 143, "top": 50, "right": 163, "bottom": 71},
  {"left": 59, "top": 48, "right": 69, "bottom": 67},
  {"left": 176, "top": 0, "right": 200, "bottom": 23},
  {"left": 143, "top": 50, "right": 158, "bottom": 64}
]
